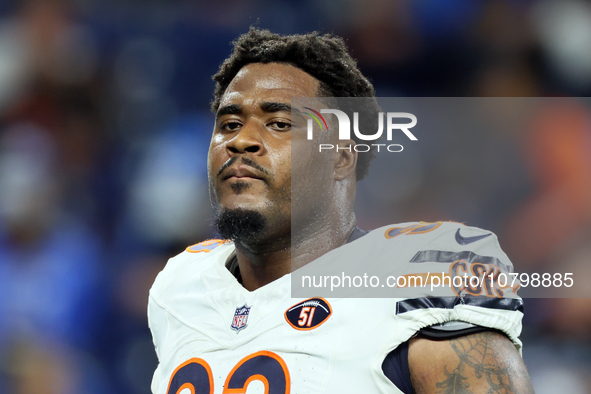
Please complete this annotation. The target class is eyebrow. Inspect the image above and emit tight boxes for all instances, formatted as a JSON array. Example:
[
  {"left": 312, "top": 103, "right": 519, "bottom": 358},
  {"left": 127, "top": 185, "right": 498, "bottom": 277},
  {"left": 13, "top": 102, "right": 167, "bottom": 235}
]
[
  {"left": 261, "top": 102, "right": 305, "bottom": 119},
  {"left": 216, "top": 102, "right": 304, "bottom": 118},
  {"left": 216, "top": 104, "right": 242, "bottom": 118},
  {"left": 259, "top": 101, "right": 291, "bottom": 113}
]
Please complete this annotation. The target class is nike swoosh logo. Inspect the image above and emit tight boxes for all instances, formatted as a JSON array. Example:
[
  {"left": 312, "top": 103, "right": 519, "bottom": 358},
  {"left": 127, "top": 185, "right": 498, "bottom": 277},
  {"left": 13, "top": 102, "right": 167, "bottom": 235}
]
[{"left": 455, "top": 229, "right": 492, "bottom": 245}]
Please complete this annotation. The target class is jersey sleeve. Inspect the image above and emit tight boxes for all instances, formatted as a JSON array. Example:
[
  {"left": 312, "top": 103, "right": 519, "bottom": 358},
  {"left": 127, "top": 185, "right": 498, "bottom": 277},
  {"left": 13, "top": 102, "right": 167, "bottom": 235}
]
[
  {"left": 148, "top": 286, "right": 169, "bottom": 393},
  {"left": 146, "top": 240, "right": 234, "bottom": 394},
  {"left": 390, "top": 222, "right": 524, "bottom": 351}
]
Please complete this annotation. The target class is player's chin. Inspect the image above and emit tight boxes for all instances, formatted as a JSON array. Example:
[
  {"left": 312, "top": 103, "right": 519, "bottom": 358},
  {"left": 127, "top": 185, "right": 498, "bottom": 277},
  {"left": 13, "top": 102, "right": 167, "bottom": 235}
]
[
  {"left": 217, "top": 178, "right": 267, "bottom": 195},
  {"left": 216, "top": 195, "right": 269, "bottom": 213},
  {"left": 213, "top": 206, "right": 267, "bottom": 243}
]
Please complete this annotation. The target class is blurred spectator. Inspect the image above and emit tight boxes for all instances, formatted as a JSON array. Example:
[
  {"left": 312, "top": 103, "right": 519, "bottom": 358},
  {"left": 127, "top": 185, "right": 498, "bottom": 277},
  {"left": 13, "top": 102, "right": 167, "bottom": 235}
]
[
  {"left": 0, "top": 126, "right": 107, "bottom": 393},
  {"left": 502, "top": 100, "right": 591, "bottom": 267}
]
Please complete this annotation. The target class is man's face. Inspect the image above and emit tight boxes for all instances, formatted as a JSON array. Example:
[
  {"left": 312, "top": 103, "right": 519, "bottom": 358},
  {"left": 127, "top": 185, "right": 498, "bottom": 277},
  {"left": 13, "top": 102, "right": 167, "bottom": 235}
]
[{"left": 208, "top": 62, "right": 329, "bottom": 241}]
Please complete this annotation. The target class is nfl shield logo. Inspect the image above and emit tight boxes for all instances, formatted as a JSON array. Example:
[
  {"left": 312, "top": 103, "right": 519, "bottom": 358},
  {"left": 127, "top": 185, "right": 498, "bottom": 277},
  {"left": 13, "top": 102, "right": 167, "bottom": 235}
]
[{"left": 231, "top": 305, "right": 251, "bottom": 332}]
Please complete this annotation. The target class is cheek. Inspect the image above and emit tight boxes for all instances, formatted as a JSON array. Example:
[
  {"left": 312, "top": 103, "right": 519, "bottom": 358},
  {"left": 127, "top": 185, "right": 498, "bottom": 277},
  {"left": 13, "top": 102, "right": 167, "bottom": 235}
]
[
  {"left": 291, "top": 147, "right": 333, "bottom": 198},
  {"left": 293, "top": 145, "right": 331, "bottom": 175},
  {"left": 269, "top": 150, "right": 292, "bottom": 189},
  {"left": 206, "top": 150, "right": 219, "bottom": 201},
  {"left": 207, "top": 142, "right": 226, "bottom": 175}
]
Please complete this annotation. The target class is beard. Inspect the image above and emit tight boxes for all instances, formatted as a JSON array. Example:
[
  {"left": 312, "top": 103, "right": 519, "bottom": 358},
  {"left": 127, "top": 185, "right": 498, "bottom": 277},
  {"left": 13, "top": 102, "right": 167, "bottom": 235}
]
[{"left": 213, "top": 208, "right": 267, "bottom": 244}]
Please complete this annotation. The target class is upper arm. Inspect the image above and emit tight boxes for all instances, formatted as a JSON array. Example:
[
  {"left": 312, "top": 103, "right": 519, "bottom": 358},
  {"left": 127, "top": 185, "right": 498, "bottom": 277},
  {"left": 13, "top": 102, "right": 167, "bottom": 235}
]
[{"left": 408, "top": 330, "right": 534, "bottom": 394}]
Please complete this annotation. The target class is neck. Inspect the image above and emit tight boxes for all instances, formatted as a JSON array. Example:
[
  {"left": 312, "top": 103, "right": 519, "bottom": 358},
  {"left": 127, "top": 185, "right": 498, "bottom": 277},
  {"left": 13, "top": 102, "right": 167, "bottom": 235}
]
[{"left": 235, "top": 212, "right": 357, "bottom": 291}]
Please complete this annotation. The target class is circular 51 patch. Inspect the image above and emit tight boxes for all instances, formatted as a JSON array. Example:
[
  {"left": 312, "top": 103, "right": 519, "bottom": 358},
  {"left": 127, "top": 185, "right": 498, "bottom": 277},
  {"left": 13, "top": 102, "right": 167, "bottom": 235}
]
[{"left": 285, "top": 298, "right": 332, "bottom": 330}]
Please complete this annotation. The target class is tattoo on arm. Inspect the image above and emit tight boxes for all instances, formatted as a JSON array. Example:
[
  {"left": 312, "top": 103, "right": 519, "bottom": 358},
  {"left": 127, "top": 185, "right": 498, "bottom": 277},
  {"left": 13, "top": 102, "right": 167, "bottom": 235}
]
[{"left": 435, "top": 332, "right": 515, "bottom": 394}]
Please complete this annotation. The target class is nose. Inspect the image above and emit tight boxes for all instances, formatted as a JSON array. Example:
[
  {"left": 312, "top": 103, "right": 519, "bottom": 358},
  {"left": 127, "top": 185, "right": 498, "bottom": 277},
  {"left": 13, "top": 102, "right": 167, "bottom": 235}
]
[{"left": 226, "top": 121, "right": 264, "bottom": 155}]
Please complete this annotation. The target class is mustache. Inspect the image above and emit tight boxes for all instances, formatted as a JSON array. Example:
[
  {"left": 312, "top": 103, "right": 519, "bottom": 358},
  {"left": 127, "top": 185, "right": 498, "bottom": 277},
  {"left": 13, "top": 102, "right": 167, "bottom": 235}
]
[{"left": 216, "top": 157, "right": 270, "bottom": 178}]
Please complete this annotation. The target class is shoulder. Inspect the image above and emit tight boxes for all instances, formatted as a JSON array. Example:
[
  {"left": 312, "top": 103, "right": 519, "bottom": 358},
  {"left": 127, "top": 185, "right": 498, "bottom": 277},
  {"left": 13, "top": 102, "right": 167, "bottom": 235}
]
[
  {"left": 149, "top": 239, "right": 234, "bottom": 301},
  {"left": 362, "top": 221, "right": 512, "bottom": 270},
  {"left": 359, "top": 220, "right": 493, "bottom": 243},
  {"left": 371, "top": 220, "right": 515, "bottom": 278},
  {"left": 375, "top": 220, "right": 503, "bottom": 252},
  {"left": 147, "top": 239, "right": 233, "bottom": 364},
  {"left": 302, "top": 221, "right": 513, "bottom": 287},
  {"left": 359, "top": 222, "right": 523, "bottom": 347},
  {"left": 184, "top": 239, "right": 232, "bottom": 254},
  {"left": 348, "top": 221, "right": 511, "bottom": 266},
  {"left": 166, "top": 238, "right": 233, "bottom": 274}
]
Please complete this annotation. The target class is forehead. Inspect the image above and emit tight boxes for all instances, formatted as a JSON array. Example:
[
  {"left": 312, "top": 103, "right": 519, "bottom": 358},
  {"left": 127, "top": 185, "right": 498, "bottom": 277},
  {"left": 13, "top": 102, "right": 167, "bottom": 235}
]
[{"left": 219, "top": 63, "right": 321, "bottom": 107}]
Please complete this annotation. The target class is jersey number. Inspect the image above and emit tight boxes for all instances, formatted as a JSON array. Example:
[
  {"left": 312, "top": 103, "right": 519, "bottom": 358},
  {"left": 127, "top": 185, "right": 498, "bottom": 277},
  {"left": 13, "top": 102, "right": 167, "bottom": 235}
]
[
  {"left": 166, "top": 351, "right": 290, "bottom": 394},
  {"left": 298, "top": 307, "right": 316, "bottom": 327},
  {"left": 384, "top": 222, "right": 442, "bottom": 239}
]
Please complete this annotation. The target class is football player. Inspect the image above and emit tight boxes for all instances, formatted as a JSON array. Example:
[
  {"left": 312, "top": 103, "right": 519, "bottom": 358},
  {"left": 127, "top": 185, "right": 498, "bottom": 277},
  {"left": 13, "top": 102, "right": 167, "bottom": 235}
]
[{"left": 148, "top": 28, "right": 534, "bottom": 393}]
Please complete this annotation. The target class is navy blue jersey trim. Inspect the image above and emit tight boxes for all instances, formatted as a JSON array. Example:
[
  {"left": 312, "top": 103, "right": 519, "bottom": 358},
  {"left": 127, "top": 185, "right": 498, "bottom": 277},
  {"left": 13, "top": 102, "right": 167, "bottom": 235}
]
[
  {"left": 396, "top": 296, "right": 524, "bottom": 314},
  {"left": 347, "top": 226, "right": 369, "bottom": 243},
  {"left": 382, "top": 340, "right": 413, "bottom": 394},
  {"left": 419, "top": 325, "right": 490, "bottom": 339}
]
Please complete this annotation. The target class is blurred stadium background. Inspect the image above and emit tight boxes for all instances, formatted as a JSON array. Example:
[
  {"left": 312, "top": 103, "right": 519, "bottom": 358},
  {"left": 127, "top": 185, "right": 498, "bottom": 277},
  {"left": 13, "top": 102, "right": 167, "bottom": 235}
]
[{"left": 0, "top": 0, "right": 590, "bottom": 393}]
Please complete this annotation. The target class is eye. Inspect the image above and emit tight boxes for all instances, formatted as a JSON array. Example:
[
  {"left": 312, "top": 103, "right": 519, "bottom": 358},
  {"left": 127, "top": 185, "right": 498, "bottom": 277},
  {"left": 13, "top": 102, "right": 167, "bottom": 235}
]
[
  {"left": 220, "top": 120, "right": 242, "bottom": 131},
  {"left": 269, "top": 121, "right": 291, "bottom": 131}
]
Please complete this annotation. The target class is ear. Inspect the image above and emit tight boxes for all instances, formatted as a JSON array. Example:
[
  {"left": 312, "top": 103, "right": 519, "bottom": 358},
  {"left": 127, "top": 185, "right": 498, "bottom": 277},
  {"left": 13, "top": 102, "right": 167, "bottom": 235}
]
[{"left": 334, "top": 139, "right": 357, "bottom": 181}]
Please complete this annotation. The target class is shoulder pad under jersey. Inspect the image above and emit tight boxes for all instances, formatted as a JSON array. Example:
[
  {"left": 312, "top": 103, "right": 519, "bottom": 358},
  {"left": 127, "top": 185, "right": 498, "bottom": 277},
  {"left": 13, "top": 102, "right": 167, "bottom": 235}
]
[{"left": 149, "top": 239, "right": 234, "bottom": 300}]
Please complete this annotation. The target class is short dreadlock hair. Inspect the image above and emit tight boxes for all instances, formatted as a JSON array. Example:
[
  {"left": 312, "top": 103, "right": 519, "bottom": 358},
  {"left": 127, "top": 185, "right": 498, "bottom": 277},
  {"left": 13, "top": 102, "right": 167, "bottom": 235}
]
[{"left": 211, "top": 27, "right": 379, "bottom": 181}]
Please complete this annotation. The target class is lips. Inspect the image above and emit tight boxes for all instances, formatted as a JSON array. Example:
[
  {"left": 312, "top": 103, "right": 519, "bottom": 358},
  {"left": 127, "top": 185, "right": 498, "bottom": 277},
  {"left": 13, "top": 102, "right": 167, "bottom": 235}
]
[{"left": 221, "top": 166, "right": 265, "bottom": 181}]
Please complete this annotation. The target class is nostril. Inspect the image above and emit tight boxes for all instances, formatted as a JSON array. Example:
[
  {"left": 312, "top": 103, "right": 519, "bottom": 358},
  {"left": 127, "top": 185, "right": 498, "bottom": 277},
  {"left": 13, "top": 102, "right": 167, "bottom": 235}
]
[{"left": 245, "top": 146, "right": 260, "bottom": 153}]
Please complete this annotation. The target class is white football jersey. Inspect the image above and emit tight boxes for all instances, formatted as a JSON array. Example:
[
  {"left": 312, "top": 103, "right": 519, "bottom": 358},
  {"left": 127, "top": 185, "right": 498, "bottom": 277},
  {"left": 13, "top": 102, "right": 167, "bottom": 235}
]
[{"left": 148, "top": 221, "right": 523, "bottom": 394}]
